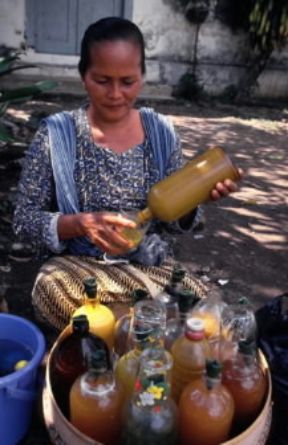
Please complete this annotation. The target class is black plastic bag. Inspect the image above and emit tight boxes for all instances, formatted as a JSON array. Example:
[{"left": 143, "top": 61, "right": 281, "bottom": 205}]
[{"left": 256, "top": 292, "right": 288, "bottom": 444}]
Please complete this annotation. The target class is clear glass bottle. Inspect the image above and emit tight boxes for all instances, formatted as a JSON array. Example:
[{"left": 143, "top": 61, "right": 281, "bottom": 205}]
[
  {"left": 171, "top": 317, "right": 211, "bottom": 403},
  {"left": 222, "top": 340, "right": 267, "bottom": 434},
  {"left": 164, "top": 290, "right": 200, "bottom": 351},
  {"left": 50, "top": 314, "right": 110, "bottom": 418},
  {"left": 72, "top": 277, "right": 116, "bottom": 349},
  {"left": 155, "top": 266, "right": 186, "bottom": 321},
  {"left": 115, "top": 299, "right": 167, "bottom": 401},
  {"left": 179, "top": 360, "right": 235, "bottom": 445},
  {"left": 70, "top": 349, "right": 124, "bottom": 445},
  {"left": 114, "top": 289, "right": 149, "bottom": 358},
  {"left": 122, "top": 347, "right": 178, "bottom": 445}
]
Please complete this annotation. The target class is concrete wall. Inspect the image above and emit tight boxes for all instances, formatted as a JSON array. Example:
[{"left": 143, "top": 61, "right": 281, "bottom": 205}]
[{"left": 0, "top": 0, "right": 287, "bottom": 99}]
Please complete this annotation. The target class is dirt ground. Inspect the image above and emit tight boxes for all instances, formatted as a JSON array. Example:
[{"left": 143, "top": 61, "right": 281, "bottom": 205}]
[{"left": 0, "top": 94, "right": 287, "bottom": 444}]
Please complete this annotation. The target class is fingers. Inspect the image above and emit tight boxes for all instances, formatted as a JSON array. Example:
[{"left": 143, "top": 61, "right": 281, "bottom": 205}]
[
  {"left": 210, "top": 179, "right": 239, "bottom": 201},
  {"left": 104, "top": 213, "right": 137, "bottom": 229}
]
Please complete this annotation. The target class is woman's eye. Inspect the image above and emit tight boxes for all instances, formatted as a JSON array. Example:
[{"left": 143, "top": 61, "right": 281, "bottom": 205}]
[
  {"left": 122, "top": 79, "right": 135, "bottom": 86},
  {"left": 94, "top": 78, "right": 108, "bottom": 84}
]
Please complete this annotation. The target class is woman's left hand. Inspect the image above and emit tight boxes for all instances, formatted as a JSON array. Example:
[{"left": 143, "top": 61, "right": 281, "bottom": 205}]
[{"left": 210, "top": 169, "right": 244, "bottom": 201}]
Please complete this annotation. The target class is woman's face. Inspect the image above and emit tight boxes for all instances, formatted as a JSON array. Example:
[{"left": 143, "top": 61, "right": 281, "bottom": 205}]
[{"left": 83, "top": 40, "right": 144, "bottom": 122}]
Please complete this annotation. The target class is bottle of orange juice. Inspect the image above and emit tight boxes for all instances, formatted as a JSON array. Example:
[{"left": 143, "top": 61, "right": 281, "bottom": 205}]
[
  {"left": 179, "top": 360, "right": 235, "bottom": 445},
  {"left": 72, "top": 277, "right": 115, "bottom": 349},
  {"left": 70, "top": 348, "right": 124, "bottom": 445},
  {"left": 137, "top": 147, "right": 241, "bottom": 224},
  {"left": 222, "top": 340, "right": 267, "bottom": 434},
  {"left": 171, "top": 317, "right": 210, "bottom": 403}
]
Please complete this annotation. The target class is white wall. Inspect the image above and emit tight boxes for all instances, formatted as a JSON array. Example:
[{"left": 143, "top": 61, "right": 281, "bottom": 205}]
[
  {"left": 0, "top": 0, "right": 287, "bottom": 99},
  {"left": 0, "top": 0, "right": 25, "bottom": 48}
]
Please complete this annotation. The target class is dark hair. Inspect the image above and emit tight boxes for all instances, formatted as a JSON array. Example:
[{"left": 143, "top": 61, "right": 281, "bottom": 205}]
[{"left": 78, "top": 17, "right": 146, "bottom": 77}]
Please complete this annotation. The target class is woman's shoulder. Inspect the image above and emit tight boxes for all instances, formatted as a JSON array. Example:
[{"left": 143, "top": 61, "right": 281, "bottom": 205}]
[{"left": 139, "top": 106, "right": 176, "bottom": 140}]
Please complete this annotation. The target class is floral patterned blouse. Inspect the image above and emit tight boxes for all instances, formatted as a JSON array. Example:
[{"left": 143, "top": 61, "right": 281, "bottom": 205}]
[{"left": 13, "top": 105, "right": 199, "bottom": 257}]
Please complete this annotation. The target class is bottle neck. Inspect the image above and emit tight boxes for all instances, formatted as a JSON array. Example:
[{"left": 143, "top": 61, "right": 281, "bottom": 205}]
[
  {"left": 206, "top": 375, "right": 222, "bottom": 391},
  {"left": 136, "top": 207, "right": 153, "bottom": 225},
  {"left": 80, "top": 369, "right": 115, "bottom": 396},
  {"left": 84, "top": 294, "right": 99, "bottom": 307}
]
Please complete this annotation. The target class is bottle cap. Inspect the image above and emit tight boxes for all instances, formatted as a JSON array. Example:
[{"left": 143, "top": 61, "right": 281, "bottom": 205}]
[
  {"left": 83, "top": 277, "right": 97, "bottom": 298},
  {"left": 185, "top": 317, "right": 205, "bottom": 340},
  {"left": 178, "top": 290, "right": 200, "bottom": 313},
  {"left": 131, "top": 289, "right": 149, "bottom": 305},
  {"left": 239, "top": 339, "right": 256, "bottom": 355},
  {"left": 72, "top": 314, "right": 89, "bottom": 334},
  {"left": 206, "top": 359, "right": 222, "bottom": 378},
  {"left": 171, "top": 268, "right": 186, "bottom": 282}
]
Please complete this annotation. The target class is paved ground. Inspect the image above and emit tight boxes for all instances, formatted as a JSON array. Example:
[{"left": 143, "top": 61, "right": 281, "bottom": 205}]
[{"left": 0, "top": 93, "right": 287, "bottom": 444}]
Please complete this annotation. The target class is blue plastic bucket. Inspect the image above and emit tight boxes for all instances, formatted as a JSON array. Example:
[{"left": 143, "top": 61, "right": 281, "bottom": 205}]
[{"left": 0, "top": 314, "right": 46, "bottom": 445}]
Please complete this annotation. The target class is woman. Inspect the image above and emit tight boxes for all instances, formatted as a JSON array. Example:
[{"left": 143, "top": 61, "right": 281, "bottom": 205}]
[{"left": 13, "top": 17, "right": 240, "bottom": 329}]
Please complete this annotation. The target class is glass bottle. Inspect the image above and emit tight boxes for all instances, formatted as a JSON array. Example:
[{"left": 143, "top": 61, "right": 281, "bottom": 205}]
[
  {"left": 72, "top": 277, "right": 115, "bottom": 349},
  {"left": 179, "top": 360, "right": 235, "bottom": 445},
  {"left": 115, "top": 299, "right": 167, "bottom": 401},
  {"left": 164, "top": 290, "right": 200, "bottom": 351},
  {"left": 70, "top": 349, "right": 124, "bottom": 445},
  {"left": 171, "top": 317, "right": 210, "bottom": 403},
  {"left": 155, "top": 266, "right": 186, "bottom": 321},
  {"left": 136, "top": 147, "right": 241, "bottom": 224},
  {"left": 122, "top": 347, "right": 178, "bottom": 445},
  {"left": 222, "top": 340, "right": 267, "bottom": 434},
  {"left": 50, "top": 314, "right": 110, "bottom": 418},
  {"left": 114, "top": 289, "right": 149, "bottom": 358},
  {"left": 119, "top": 209, "right": 150, "bottom": 250}
]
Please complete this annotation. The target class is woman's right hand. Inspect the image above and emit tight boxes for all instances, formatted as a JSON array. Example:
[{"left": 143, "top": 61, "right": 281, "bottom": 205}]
[{"left": 78, "top": 211, "right": 137, "bottom": 255}]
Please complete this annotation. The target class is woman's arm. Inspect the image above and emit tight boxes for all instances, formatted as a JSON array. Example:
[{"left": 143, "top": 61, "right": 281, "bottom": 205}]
[
  {"left": 13, "top": 122, "right": 65, "bottom": 253},
  {"left": 13, "top": 122, "right": 137, "bottom": 256}
]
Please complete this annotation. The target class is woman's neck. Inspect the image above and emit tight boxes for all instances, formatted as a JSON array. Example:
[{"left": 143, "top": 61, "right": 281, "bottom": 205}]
[{"left": 87, "top": 106, "right": 144, "bottom": 153}]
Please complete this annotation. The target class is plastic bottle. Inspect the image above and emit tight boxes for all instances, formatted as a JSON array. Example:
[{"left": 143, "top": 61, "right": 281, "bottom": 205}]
[
  {"left": 114, "top": 289, "right": 149, "bottom": 358},
  {"left": 222, "top": 340, "right": 267, "bottom": 434},
  {"left": 136, "top": 147, "right": 241, "bottom": 224},
  {"left": 220, "top": 296, "right": 258, "bottom": 362},
  {"left": 72, "top": 277, "right": 115, "bottom": 349},
  {"left": 115, "top": 299, "right": 167, "bottom": 401},
  {"left": 179, "top": 360, "right": 235, "bottom": 445},
  {"left": 70, "top": 349, "right": 124, "bottom": 445},
  {"left": 171, "top": 317, "right": 210, "bottom": 403},
  {"left": 50, "top": 314, "right": 110, "bottom": 418},
  {"left": 122, "top": 347, "right": 178, "bottom": 445}
]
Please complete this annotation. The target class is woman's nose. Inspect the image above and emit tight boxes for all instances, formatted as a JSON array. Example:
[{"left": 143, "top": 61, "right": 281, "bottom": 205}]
[{"left": 108, "top": 81, "right": 122, "bottom": 99}]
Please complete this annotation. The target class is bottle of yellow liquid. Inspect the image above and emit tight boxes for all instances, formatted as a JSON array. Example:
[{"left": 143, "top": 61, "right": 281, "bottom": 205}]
[
  {"left": 72, "top": 277, "right": 115, "bottom": 350},
  {"left": 137, "top": 147, "right": 241, "bottom": 224}
]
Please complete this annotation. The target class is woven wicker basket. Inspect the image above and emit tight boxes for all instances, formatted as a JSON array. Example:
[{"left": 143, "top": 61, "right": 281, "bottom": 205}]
[{"left": 43, "top": 332, "right": 272, "bottom": 445}]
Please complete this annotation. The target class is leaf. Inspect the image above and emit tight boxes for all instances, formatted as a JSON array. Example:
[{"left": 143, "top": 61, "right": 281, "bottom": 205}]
[
  {"left": 0, "top": 122, "right": 15, "bottom": 142},
  {"left": 0, "top": 80, "right": 58, "bottom": 102},
  {"left": 0, "top": 55, "right": 19, "bottom": 75}
]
